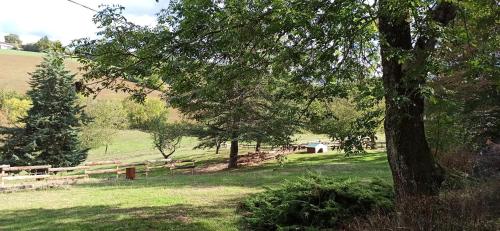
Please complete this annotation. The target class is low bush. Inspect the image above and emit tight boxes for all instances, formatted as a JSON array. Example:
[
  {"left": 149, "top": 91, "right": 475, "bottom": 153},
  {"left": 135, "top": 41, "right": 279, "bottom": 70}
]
[
  {"left": 239, "top": 174, "right": 394, "bottom": 230},
  {"left": 347, "top": 180, "right": 500, "bottom": 231},
  {"left": 0, "top": 90, "right": 31, "bottom": 125},
  {"left": 1, "top": 98, "right": 31, "bottom": 124}
]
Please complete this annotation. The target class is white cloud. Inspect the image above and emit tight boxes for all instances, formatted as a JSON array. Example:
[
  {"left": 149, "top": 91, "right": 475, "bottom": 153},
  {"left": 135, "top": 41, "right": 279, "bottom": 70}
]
[{"left": 0, "top": 0, "right": 170, "bottom": 45}]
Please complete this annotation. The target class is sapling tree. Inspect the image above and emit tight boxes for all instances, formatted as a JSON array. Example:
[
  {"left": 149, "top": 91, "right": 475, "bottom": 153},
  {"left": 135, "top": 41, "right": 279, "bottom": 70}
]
[{"left": 147, "top": 116, "right": 187, "bottom": 160}]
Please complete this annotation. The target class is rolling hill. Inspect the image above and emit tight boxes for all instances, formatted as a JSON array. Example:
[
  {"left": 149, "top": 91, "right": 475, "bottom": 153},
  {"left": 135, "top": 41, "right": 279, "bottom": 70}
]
[{"left": 0, "top": 49, "right": 182, "bottom": 121}]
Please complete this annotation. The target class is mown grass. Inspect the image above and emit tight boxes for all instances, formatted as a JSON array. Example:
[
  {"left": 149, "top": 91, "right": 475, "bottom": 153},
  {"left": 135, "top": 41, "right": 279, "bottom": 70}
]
[
  {"left": 0, "top": 141, "right": 390, "bottom": 230},
  {"left": 87, "top": 130, "right": 333, "bottom": 165}
]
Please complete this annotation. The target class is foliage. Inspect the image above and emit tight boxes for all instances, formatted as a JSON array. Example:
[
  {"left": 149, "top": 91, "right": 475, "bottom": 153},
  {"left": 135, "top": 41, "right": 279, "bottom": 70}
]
[
  {"left": 79, "top": 99, "right": 128, "bottom": 150},
  {"left": 0, "top": 90, "right": 31, "bottom": 125},
  {"left": 425, "top": 0, "right": 500, "bottom": 153},
  {"left": 0, "top": 52, "right": 88, "bottom": 167},
  {"left": 1, "top": 98, "right": 31, "bottom": 125},
  {"left": 188, "top": 124, "right": 227, "bottom": 154},
  {"left": 348, "top": 180, "right": 500, "bottom": 231},
  {"left": 122, "top": 98, "right": 169, "bottom": 130},
  {"left": 239, "top": 174, "right": 394, "bottom": 230},
  {"left": 70, "top": 0, "right": 493, "bottom": 195},
  {"left": 308, "top": 93, "right": 383, "bottom": 155},
  {"left": 147, "top": 117, "right": 188, "bottom": 159},
  {"left": 21, "top": 43, "right": 41, "bottom": 52},
  {"left": 21, "top": 36, "right": 64, "bottom": 53},
  {"left": 4, "top": 34, "right": 21, "bottom": 48},
  {"left": 72, "top": 3, "right": 302, "bottom": 168}
]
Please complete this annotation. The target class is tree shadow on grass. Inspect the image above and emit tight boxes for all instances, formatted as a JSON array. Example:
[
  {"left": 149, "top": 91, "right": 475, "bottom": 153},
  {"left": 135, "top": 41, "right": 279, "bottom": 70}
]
[{"left": 0, "top": 202, "right": 239, "bottom": 231}]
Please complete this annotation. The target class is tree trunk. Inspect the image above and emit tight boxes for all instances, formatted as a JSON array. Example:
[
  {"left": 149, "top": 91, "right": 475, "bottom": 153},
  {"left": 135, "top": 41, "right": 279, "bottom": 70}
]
[
  {"left": 378, "top": 1, "right": 456, "bottom": 197},
  {"left": 215, "top": 141, "right": 221, "bottom": 155},
  {"left": 255, "top": 139, "right": 261, "bottom": 152},
  {"left": 228, "top": 134, "right": 238, "bottom": 168},
  {"left": 369, "top": 134, "right": 376, "bottom": 150}
]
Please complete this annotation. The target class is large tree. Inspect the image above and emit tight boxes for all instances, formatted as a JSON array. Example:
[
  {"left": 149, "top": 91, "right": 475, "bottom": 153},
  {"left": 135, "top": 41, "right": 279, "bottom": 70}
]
[
  {"left": 73, "top": 3, "right": 299, "bottom": 168},
  {"left": 72, "top": 0, "right": 466, "bottom": 196},
  {"left": 378, "top": 1, "right": 457, "bottom": 196},
  {"left": 0, "top": 52, "right": 88, "bottom": 167}
]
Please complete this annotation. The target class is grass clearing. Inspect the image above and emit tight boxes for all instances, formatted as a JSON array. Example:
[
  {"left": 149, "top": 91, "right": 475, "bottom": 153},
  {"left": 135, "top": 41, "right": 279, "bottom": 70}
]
[
  {"left": 0, "top": 149, "right": 390, "bottom": 230},
  {"left": 87, "top": 130, "right": 340, "bottom": 165}
]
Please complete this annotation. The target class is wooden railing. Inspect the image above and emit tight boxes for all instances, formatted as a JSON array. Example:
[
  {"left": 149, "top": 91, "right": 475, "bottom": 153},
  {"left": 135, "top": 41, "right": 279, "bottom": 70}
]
[{"left": 0, "top": 158, "right": 197, "bottom": 190}]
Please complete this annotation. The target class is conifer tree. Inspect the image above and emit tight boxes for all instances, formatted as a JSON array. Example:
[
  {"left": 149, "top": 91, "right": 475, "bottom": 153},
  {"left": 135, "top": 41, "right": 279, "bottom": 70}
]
[{"left": 1, "top": 52, "right": 88, "bottom": 167}]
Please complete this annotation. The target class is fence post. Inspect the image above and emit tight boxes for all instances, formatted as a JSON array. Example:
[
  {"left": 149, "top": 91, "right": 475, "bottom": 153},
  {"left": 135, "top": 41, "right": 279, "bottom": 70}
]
[
  {"left": 116, "top": 164, "right": 119, "bottom": 179},
  {"left": 0, "top": 165, "right": 6, "bottom": 187}
]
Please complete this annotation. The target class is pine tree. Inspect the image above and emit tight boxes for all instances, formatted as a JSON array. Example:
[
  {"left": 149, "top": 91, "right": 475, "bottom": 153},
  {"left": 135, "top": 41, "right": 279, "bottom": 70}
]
[{"left": 0, "top": 52, "right": 88, "bottom": 167}]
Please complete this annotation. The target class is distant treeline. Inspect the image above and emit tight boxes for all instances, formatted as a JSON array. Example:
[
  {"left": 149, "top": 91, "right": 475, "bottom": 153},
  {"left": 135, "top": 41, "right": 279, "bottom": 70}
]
[{"left": 4, "top": 33, "right": 65, "bottom": 53}]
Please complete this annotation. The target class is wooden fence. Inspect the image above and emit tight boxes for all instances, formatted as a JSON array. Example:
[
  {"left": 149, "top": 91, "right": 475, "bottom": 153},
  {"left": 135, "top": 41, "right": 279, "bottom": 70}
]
[{"left": 0, "top": 158, "right": 196, "bottom": 191}]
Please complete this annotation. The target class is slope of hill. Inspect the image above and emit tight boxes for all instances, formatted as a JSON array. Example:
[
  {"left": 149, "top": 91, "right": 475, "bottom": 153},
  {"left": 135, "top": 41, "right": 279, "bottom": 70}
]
[
  {"left": 0, "top": 50, "right": 121, "bottom": 99},
  {"left": 0, "top": 50, "right": 182, "bottom": 121}
]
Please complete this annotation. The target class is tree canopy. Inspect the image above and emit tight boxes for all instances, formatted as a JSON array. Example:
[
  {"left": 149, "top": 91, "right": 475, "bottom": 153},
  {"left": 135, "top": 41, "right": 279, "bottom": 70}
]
[{"left": 71, "top": 0, "right": 497, "bottom": 197}]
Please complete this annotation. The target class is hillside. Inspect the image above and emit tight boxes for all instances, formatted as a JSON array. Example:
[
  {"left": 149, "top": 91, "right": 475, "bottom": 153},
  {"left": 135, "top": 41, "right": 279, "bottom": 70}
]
[
  {"left": 0, "top": 50, "right": 182, "bottom": 121},
  {"left": 0, "top": 50, "right": 123, "bottom": 99}
]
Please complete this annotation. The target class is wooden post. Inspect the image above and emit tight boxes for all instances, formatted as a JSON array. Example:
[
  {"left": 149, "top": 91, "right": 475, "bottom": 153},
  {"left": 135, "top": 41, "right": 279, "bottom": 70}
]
[
  {"left": 126, "top": 167, "right": 136, "bottom": 180},
  {"left": 145, "top": 162, "right": 149, "bottom": 177},
  {"left": 0, "top": 165, "right": 7, "bottom": 187},
  {"left": 116, "top": 164, "right": 119, "bottom": 179}
]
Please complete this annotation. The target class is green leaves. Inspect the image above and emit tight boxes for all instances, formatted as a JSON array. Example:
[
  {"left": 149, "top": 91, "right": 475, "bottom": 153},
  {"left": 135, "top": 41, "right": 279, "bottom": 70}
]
[
  {"left": 239, "top": 174, "right": 394, "bottom": 230},
  {"left": 146, "top": 117, "right": 189, "bottom": 159},
  {"left": 1, "top": 52, "right": 88, "bottom": 167}
]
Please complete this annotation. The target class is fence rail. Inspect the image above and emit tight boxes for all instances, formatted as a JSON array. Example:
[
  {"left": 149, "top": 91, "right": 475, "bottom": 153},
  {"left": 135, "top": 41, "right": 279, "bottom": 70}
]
[{"left": 0, "top": 158, "right": 197, "bottom": 191}]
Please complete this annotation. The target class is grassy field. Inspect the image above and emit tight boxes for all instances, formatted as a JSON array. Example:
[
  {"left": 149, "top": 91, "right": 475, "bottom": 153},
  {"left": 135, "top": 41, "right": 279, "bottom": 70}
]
[
  {"left": 0, "top": 150, "right": 390, "bottom": 231},
  {"left": 0, "top": 50, "right": 80, "bottom": 93},
  {"left": 0, "top": 49, "right": 134, "bottom": 100},
  {"left": 87, "top": 130, "right": 331, "bottom": 163},
  {"left": 0, "top": 130, "right": 389, "bottom": 231}
]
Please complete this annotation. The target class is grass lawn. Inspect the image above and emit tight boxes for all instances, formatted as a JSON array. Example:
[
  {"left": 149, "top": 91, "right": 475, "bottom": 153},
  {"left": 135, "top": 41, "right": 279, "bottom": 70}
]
[
  {"left": 86, "top": 130, "right": 334, "bottom": 165},
  {"left": 0, "top": 137, "right": 390, "bottom": 231}
]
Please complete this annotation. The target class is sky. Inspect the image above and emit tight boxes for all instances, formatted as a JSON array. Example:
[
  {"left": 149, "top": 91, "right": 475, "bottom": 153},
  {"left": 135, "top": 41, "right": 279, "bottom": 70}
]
[{"left": 0, "top": 0, "right": 171, "bottom": 45}]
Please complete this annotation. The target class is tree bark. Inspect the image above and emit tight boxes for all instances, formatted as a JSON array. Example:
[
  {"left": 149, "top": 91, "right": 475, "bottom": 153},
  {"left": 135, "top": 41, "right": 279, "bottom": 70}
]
[
  {"left": 369, "top": 134, "right": 376, "bottom": 150},
  {"left": 215, "top": 141, "right": 221, "bottom": 154},
  {"left": 378, "top": 1, "right": 456, "bottom": 197},
  {"left": 228, "top": 134, "right": 238, "bottom": 168},
  {"left": 255, "top": 139, "right": 262, "bottom": 152}
]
